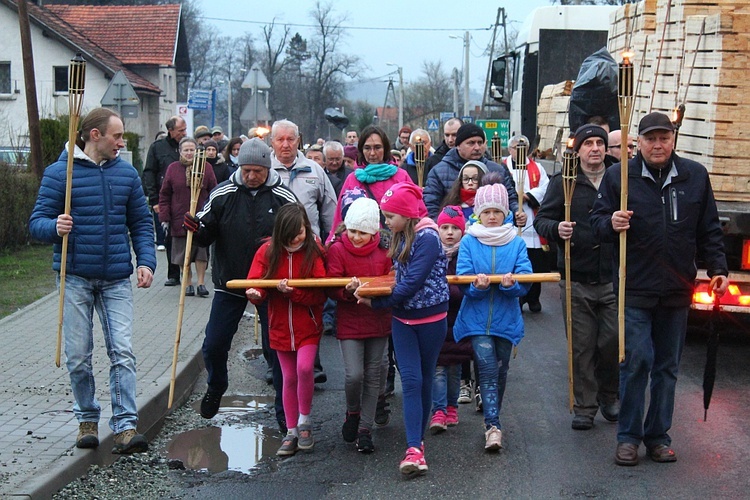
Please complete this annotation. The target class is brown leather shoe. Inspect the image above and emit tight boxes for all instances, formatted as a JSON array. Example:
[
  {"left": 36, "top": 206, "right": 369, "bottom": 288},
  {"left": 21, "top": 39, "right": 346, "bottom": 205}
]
[
  {"left": 615, "top": 442, "right": 639, "bottom": 466},
  {"left": 647, "top": 444, "right": 677, "bottom": 463}
]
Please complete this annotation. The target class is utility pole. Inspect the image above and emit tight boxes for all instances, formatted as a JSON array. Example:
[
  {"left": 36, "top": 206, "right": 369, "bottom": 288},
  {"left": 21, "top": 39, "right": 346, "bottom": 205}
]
[
  {"left": 463, "top": 31, "right": 470, "bottom": 119},
  {"left": 386, "top": 63, "right": 404, "bottom": 130},
  {"left": 453, "top": 68, "right": 459, "bottom": 118},
  {"left": 17, "top": 0, "right": 43, "bottom": 181}
]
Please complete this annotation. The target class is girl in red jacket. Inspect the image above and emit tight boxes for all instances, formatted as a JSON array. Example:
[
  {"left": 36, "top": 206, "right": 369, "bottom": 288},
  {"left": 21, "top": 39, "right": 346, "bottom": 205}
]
[
  {"left": 246, "top": 203, "right": 326, "bottom": 457},
  {"left": 326, "top": 197, "right": 392, "bottom": 453}
]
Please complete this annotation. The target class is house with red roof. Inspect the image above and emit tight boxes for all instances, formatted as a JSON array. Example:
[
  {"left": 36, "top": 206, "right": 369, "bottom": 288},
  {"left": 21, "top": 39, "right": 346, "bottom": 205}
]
[{"left": 0, "top": 1, "right": 190, "bottom": 167}]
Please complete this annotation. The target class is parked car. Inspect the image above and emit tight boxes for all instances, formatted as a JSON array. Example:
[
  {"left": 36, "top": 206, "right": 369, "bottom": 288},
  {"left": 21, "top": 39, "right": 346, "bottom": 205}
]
[{"left": 0, "top": 147, "right": 30, "bottom": 171}]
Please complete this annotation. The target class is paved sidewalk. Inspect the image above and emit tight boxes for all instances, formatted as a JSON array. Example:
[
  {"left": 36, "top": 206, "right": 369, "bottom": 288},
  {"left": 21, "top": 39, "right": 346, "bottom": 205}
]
[{"left": 0, "top": 250, "right": 216, "bottom": 498}]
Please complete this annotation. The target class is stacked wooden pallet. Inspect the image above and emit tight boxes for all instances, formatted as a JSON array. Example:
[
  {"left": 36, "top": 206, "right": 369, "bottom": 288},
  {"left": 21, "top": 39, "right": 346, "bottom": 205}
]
[
  {"left": 608, "top": 0, "right": 750, "bottom": 201},
  {"left": 536, "top": 80, "right": 574, "bottom": 154}
]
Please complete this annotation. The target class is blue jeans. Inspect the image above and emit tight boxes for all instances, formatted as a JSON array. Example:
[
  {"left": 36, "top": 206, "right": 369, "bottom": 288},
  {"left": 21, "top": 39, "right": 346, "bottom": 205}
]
[
  {"left": 432, "top": 364, "right": 461, "bottom": 413},
  {"left": 61, "top": 274, "right": 138, "bottom": 433},
  {"left": 618, "top": 306, "right": 688, "bottom": 448},
  {"left": 471, "top": 335, "right": 513, "bottom": 430},
  {"left": 391, "top": 318, "right": 447, "bottom": 448}
]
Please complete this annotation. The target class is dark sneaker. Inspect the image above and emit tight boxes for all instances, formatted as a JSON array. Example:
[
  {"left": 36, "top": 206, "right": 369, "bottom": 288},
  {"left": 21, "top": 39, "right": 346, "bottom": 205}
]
[
  {"left": 314, "top": 369, "right": 327, "bottom": 384},
  {"left": 342, "top": 411, "right": 360, "bottom": 443},
  {"left": 600, "top": 401, "right": 620, "bottom": 422},
  {"left": 185, "top": 285, "right": 195, "bottom": 296},
  {"left": 375, "top": 396, "right": 391, "bottom": 427},
  {"left": 200, "top": 389, "right": 223, "bottom": 419},
  {"left": 356, "top": 429, "right": 374, "bottom": 453},
  {"left": 277, "top": 433, "right": 298, "bottom": 456},
  {"left": 197, "top": 284, "right": 209, "bottom": 297},
  {"left": 572, "top": 415, "right": 594, "bottom": 430},
  {"left": 112, "top": 429, "right": 148, "bottom": 454},
  {"left": 164, "top": 277, "right": 180, "bottom": 287},
  {"left": 76, "top": 421, "right": 99, "bottom": 449},
  {"left": 297, "top": 423, "right": 314, "bottom": 450}
]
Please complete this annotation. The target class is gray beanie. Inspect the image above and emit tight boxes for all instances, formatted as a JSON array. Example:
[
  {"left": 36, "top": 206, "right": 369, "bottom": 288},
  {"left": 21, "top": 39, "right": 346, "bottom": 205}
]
[{"left": 238, "top": 138, "right": 272, "bottom": 168}]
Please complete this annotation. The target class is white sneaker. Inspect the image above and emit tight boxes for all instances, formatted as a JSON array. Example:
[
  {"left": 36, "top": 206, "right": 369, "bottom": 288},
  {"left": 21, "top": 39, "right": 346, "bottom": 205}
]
[
  {"left": 458, "top": 383, "right": 472, "bottom": 404},
  {"left": 484, "top": 426, "right": 502, "bottom": 451},
  {"left": 156, "top": 245, "right": 166, "bottom": 251}
]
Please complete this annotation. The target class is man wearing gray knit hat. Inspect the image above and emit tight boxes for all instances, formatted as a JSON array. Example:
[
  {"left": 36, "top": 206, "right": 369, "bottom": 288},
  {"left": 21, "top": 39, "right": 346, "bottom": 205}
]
[{"left": 184, "top": 136, "right": 297, "bottom": 432}]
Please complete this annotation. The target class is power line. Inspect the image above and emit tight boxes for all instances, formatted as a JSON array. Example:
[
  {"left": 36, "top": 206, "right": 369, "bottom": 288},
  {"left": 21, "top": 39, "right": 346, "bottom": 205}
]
[{"left": 203, "top": 16, "right": 492, "bottom": 32}]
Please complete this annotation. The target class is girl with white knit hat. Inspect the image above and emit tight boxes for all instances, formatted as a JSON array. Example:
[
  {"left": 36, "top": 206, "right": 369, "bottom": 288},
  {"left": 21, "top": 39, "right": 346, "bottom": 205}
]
[
  {"left": 326, "top": 197, "right": 393, "bottom": 453},
  {"left": 453, "top": 178, "right": 532, "bottom": 452}
]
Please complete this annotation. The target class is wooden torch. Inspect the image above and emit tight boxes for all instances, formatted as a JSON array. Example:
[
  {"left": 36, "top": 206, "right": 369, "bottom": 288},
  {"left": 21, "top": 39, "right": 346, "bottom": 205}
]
[
  {"left": 490, "top": 131, "right": 503, "bottom": 164},
  {"left": 414, "top": 136, "right": 426, "bottom": 188},
  {"left": 617, "top": 50, "right": 635, "bottom": 363},
  {"left": 56, "top": 53, "right": 86, "bottom": 368},
  {"left": 562, "top": 137, "right": 578, "bottom": 412},
  {"left": 514, "top": 137, "right": 528, "bottom": 236},
  {"left": 168, "top": 148, "right": 207, "bottom": 408}
]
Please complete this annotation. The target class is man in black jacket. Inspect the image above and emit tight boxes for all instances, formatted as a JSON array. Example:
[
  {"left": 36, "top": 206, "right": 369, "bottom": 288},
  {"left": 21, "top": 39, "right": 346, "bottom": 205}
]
[
  {"left": 184, "top": 138, "right": 297, "bottom": 431},
  {"left": 142, "top": 116, "right": 186, "bottom": 286},
  {"left": 534, "top": 124, "right": 619, "bottom": 432},
  {"left": 591, "top": 112, "right": 728, "bottom": 466},
  {"left": 425, "top": 117, "right": 462, "bottom": 172}
]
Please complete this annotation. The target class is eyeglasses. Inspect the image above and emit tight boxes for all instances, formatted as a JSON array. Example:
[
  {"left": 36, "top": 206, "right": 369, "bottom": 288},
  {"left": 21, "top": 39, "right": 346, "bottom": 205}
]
[{"left": 462, "top": 176, "right": 479, "bottom": 184}]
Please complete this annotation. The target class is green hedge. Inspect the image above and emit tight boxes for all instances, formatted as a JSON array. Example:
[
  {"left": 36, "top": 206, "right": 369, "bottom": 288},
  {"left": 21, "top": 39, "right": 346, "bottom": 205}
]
[{"left": 0, "top": 170, "right": 40, "bottom": 250}]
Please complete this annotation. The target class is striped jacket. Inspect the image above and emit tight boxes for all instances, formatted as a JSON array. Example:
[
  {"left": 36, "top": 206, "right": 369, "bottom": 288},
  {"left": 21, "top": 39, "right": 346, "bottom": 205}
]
[{"left": 194, "top": 167, "right": 297, "bottom": 295}]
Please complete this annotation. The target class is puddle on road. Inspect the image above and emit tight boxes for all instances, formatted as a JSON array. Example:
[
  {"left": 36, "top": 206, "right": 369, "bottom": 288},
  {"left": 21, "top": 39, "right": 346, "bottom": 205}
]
[
  {"left": 190, "top": 394, "right": 274, "bottom": 415},
  {"left": 165, "top": 423, "right": 281, "bottom": 474},
  {"left": 172, "top": 395, "right": 281, "bottom": 474}
]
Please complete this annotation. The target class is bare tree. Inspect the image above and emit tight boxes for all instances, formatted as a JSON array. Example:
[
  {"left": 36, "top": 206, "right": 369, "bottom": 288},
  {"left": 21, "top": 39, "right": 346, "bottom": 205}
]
[{"left": 404, "top": 61, "right": 453, "bottom": 122}]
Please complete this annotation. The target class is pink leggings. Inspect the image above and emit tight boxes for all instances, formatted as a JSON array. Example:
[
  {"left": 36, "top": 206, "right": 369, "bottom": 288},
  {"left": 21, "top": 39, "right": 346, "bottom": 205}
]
[{"left": 276, "top": 344, "right": 318, "bottom": 429}]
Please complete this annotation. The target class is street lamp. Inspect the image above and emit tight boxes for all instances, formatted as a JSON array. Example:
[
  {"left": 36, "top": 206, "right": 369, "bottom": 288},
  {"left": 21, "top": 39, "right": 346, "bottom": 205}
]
[
  {"left": 386, "top": 63, "right": 403, "bottom": 130},
  {"left": 218, "top": 78, "right": 232, "bottom": 138},
  {"left": 449, "top": 32, "right": 470, "bottom": 119}
]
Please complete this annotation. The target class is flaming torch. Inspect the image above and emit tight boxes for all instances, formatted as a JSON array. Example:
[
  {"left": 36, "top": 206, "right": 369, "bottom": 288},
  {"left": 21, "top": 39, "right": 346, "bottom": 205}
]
[
  {"left": 414, "top": 136, "right": 426, "bottom": 188},
  {"left": 617, "top": 49, "right": 635, "bottom": 363},
  {"left": 169, "top": 148, "right": 207, "bottom": 408},
  {"left": 56, "top": 53, "right": 86, "bottom": 368},
  {"left": 491, "top": 131, "right": 503, "bottom": 164},
  {"left": 514, "top": 137, "right": 529, "bottom": 236},
  {"left": 562, "top": 137, "right": 578, "bottom": 411}
]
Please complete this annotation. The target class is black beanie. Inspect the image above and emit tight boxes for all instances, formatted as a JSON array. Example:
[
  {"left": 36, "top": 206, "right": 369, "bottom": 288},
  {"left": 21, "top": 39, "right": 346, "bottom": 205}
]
[
  {"left": 573, "top": 124, "right": 608, "bottom": 152},
  {"left": 455, "top": 123, "right": 486, "bottom": 146}
]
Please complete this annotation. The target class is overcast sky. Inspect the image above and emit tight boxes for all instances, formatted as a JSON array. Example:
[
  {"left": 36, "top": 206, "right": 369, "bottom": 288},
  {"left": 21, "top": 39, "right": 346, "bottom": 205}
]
[{"left": 197, "top": 0, "right": 554, "bottom": 94}]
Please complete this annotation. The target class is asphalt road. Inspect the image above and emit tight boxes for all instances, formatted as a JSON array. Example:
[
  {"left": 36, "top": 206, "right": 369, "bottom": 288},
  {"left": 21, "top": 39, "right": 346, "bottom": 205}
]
[{"left": 165, "top": 284, "right": 750, "bottom": 499}]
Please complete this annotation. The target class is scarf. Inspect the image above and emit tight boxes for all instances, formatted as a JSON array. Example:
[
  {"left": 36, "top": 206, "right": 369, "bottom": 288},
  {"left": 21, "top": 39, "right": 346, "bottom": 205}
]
[
  {"left": 460, "top": 188, "right": 476, "bottom": 206},
  {"left": 467, "top": 222, "right": 516, "bottom": 247},
  {"left": 341, "top": 231, "right": 381, "bottom": 257},
  {"left": 354, "top": 163, "right": 398, "bottom": 184},
  {"left": 442, "top": 242, "right": 460, "bottom": 259}
]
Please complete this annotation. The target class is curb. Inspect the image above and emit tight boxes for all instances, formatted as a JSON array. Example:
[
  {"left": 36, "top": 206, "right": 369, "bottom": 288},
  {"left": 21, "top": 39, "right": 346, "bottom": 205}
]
[{"left": 11, "top": 348, "right": 204, "bottom": 499}]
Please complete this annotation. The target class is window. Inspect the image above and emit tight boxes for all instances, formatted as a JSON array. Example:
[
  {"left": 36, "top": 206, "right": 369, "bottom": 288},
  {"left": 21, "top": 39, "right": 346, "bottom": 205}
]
[
  {"left": 54, "top": 66, "right": 67, "bottom": 93},
  {"left": 0, "top": 62, "right": 10, "bottom": 94}
]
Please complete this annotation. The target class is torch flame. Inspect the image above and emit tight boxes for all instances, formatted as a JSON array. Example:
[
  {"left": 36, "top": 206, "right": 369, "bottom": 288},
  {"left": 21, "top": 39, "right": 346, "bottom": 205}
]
[
  {"left": 621, "top": 49, "right": 635, "bottom": 65},
  {"left": 567, "top": 137, "right": 575, "bottom": 150}
]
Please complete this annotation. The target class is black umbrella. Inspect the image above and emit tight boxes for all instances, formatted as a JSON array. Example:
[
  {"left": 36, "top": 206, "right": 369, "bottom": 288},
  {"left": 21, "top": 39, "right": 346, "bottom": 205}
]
[{"left": 702, "top": 279, "right": 721, "bottom": 421}]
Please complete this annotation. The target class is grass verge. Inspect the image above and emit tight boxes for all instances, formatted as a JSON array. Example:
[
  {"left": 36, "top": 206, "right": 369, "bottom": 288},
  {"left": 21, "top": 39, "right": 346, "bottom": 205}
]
[{"left": 0, "top": 244, "right": 55, "bottom": 319}]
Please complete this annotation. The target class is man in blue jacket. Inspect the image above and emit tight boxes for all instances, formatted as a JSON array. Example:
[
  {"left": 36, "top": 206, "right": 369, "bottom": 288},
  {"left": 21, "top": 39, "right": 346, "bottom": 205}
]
[
  {"left": 591, "top": 112, "right": 728, "bottom": 466},
  {"left": 29, "top": 108, "right": 156, "bottom": 454}
]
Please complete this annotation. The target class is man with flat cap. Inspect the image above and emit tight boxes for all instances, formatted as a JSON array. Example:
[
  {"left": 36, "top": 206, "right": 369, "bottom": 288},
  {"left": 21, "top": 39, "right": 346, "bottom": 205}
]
[
  {"left": 535, "top": 123, "right": 619, "bottom": 432},
  {"left": 591, "top": 112, "right": 728, "bottom": 466},
  {"left": 424, "top": 122, "right": 522, "bottom": 223}
]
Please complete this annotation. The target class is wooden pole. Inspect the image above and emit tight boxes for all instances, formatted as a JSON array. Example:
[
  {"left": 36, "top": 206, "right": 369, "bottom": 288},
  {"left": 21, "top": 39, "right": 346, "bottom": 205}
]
[
  {"left": 561, "top": 139, "right": 578, "bottom": 412},
  {"left": 414, "top": 136, "right": 425, "bottom": 188},
  {"left": 168, "top": 149, "right": 207, "bottom": 408},
  {"left": 56, "top": 54, "right": 86, "bottom": 368},
  {"left": 618, "top": 51, "right": 635, "bottom": 363},
  {"left": 17, "top": 0, "right": 44, "bottom": 182}
]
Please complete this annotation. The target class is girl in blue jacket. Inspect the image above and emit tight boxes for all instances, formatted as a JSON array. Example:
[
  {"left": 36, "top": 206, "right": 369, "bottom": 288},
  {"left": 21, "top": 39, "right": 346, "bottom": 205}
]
[
  {"left": 453, "top": 179, "right": 531, "bottom": 452},
  {"left": 355, "top": 182, "right": 449, "bottom": 476}
]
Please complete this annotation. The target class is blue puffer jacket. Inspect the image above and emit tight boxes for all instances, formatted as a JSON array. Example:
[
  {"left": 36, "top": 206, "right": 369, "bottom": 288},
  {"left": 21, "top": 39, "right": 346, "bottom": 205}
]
[
  {"left": 453, "top": 231, "right": 531, "bottom": 346},
  {"left": 29, "top": 147, "right": 156, "bottom": 280},
  {"left": 372, "top": 220, "right": 449, "bottom": 319},
  {"left": 423, "top": 148, "right": 519, "bottom": 219}
]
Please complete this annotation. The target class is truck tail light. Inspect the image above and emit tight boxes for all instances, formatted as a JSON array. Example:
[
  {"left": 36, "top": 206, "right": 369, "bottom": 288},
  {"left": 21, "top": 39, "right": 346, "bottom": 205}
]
[
  {"left": 742, "top": 240, "right": 750, "bottom": 270},
  {"left": 693, "top": 280, "right": 750, "bottom": 309}
]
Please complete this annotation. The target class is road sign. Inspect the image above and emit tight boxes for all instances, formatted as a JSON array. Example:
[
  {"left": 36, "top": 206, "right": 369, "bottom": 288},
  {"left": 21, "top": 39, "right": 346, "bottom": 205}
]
[
  {"left": 439, "top": 111, "right": 455, "bottom": 122},
  {"left": 188, "top": 88, "right": 212, "bottom": 110},
  {"left": 461, "top": 116, "right": 473, "bottom": 124},
  {"left": 476, "top": 119, "right": 510, "bottom": 148},
  {"left": 427, "top": 119, "right": 439, "bottom": 131},
  {"left": 101, "top": 71, "right": 140, "bottom": 118}
]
